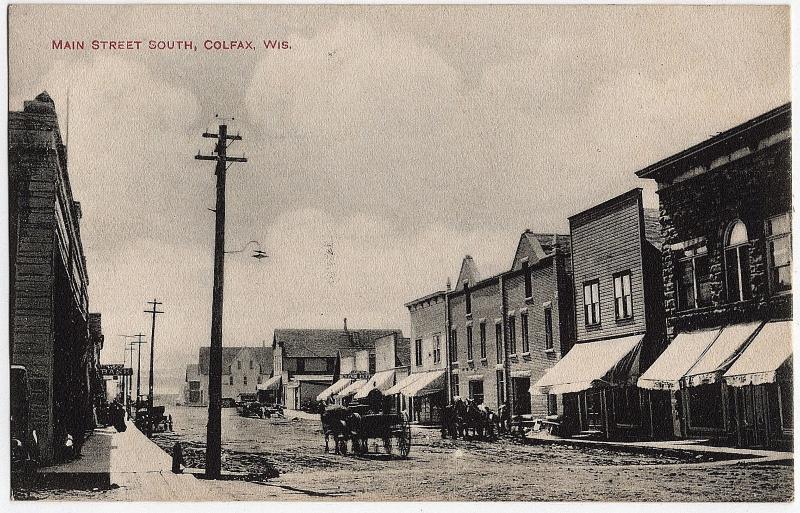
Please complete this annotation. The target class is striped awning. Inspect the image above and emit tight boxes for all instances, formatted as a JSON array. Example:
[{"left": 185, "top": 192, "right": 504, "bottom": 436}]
[
  {"left": 401, "top": 370, "right": 446, "bottom": 397},
  {"left": 682, "top": 322, "right": 762, "bottom": 387},
  {"left": 338, "top": 379, "right": 368, "bottom": 398},
  {"left": 638, "top": 329, "right": 721, "bottom": 391},
  {"left": 724, "top": 321, "right": 792, "bottom": 387},
  {"left": 257, "top": 375, "right": 281, "bottom": 391},
  {"left": 353, "top": 370, "right": 397, "bottom": 399},
  {"left": 385, "top": 372, "right": 425, "bottom": 395}
]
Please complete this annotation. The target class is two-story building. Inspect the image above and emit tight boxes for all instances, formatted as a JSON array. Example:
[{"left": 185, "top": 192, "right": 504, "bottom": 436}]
[
  {"left": 636, "top": 104, "right": 792, "bottom": 447},
  {"left": 188, "top": 345, "right": 273, "bottom": 406},
  {"left": 272, "top": 322, "right": 402, "bottom": 410},
  {"left": 532, "top": 188, "right": 666, "bottom": 439}
]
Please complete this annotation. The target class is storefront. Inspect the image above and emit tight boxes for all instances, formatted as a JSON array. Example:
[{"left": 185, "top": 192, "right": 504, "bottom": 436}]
[
  {"left": 386, "top": 370, "right": 446, "bottom": 425},
  {"left": 257, "top": 375, "right": 282, "bottom": 405},
  {"left": 531, "top": 334, "right": 643, "bottom": 439},
  {"left": 316, "top": 378, "right": 352, "bottom": 404}
]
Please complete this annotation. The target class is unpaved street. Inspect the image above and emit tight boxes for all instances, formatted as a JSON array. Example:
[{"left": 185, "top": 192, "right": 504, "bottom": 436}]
[{"left": 143, "top": 406, "right": 793, "bottom": 502}]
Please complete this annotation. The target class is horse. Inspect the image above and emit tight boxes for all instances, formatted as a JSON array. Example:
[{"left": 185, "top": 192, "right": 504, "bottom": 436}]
[
  {"left": 440, "top": 396, "right": 467, "bottom": 439},
  {"left": 321, "top": 405, "right": 353, "bottom": 455},
  {"left": 497, "top": 402, "right": 511, "bottom": 434},
  {"left": 464, "top": 400, "right": 490, "bottom": 440}
]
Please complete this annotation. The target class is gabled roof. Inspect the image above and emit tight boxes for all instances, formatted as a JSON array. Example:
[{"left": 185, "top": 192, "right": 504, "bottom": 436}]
[
  {"left": 510, "top": 231, "right": 570, "bottom": 271},
  {"left": 455, "top": 255, "right": 480, "bottom": 291},
  {"left": 198, "top": 346, "right": 273, "bottom": 375},
  {"left": 274, "top": 328, "right": 403, "bottom": 358}
]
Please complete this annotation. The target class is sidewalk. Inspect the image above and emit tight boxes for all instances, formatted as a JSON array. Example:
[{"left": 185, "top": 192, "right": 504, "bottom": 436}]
[
  {"left": 31, "top": 420, "right": 265, "bottom": 500},
  {"left": 524, "top": 432, "right": 793, "bottom": 467}
]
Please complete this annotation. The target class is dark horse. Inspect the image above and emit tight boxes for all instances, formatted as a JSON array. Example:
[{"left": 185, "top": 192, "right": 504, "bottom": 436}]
[
  {"left": 440, "top": 397, "right": 467, "bottom": 439},
  {"left": 321, "top": 405, "right": 357, "bottom": 454}
]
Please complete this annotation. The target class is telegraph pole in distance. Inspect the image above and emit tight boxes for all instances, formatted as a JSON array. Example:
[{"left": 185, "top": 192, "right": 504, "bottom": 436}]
[
  {"left": 132, "top": 334, "right": 146, "bottom": 409},
  {"left": 145, "top": 299, "right": 164, "bottom": 437},
  {"left": 196, "top": 120, "right": 247, "bottom": 479}
]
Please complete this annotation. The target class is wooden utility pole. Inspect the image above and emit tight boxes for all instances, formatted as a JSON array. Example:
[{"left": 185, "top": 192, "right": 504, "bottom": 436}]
[
  {"left": 132, "top": 334, "right": 146, "bottom": 407},
  {"left": 145, "top": 299, "right": 164, "bottom": 437},
  {"left": 196, "top": 122, "right": 246, "bottom": 479}
]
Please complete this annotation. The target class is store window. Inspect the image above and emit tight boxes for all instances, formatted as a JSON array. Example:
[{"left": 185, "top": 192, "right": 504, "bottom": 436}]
[
  {"left": 766, "top": 213, "right": 792, "bottom": 294},
  {"left": 469, "top": 380, "right": 484, "bottom": 405},
  {"left": 724, "top": 220, "right": 752, "bottom": 303},
  {"left": 688, "top": 384, "right": 724, "bottom": 430},
  {"left": 547, "top": 394, "right": 558, "bottom": 415},
  {"left": 583, "top": 280, "right": 601, "bottom": 325}
]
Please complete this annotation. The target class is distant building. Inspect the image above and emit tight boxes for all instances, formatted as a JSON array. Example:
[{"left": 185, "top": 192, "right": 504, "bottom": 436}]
[
  {"left": 272, "top": 322, "right": 402, "bottom": 410},
  {"left": 636, "top": 103, "right": 792, "bottom": 447},
  {"left": 185, "top": 346, "right": 273, "bottom": 406},
  {"left": 9, "top": 92, "right": 103, "bottom": 463}
]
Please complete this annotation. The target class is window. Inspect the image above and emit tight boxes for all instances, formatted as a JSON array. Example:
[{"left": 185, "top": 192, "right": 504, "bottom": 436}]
[
  {"left": 495, "top": 323, "right": 503, "bottom": 363},
  {"left": 415, "top": 339, "right": 423, "bottom": 367},
  {"left": 523, "top": 260, "right": 532, "bottom": 299},
  {"left": 469, "top": 380, "right": 484, "bottom": 405},
  {"left": 296, "top": 359, "right": 305, "bottom": 372},
  {"left": 479, "top": 322, "right": 487, "bottom": 359},
  {"left": 466, "top": 326, "right": 474, "bottom": 360},
  {"left": 237, "top": 360, "right": 242, "bottom": 370},
  {"left": 547, "top": 394, "right": 558, "bottom": 415},
  {"left": 521, "top": 312, "right": 529, "bottom": 353},
  {"left": 243, "top": 375, "right": 248, "bottom": 386},
  {"left": 451, "top": 373, "right": 460, "bottom": 398},
  {"left": 613, "top": 271, "right": 633, "bottom": 320},
  {"left": 449, "top": 329, "right": 458, "bottom": 363},
  {"left": 497, "top": 370, "right": 506, "bottom": 404},
  {"left": 508, "top": 316, "right": 517, "bottom": 354},
  {"left": 227, "top": 365, "right": 231, "bottom": 374},
  {"left": 767, "top": 213, "right": 792, "bottom": 294},
  {"left": 249, "top": 360, "right": 254, "bottom": 370},
  {"left": 583, "top": 280, "right": 601, "bottom": 325},
  {"left": 544, "top": 307, "right": 553, "bottom": 350},
  {"left": 228, "top": 375, "right": 234, "bottom": 385},
  {"left": 464, "top": 281, "right": 472, "bottom": 315},
  {"left": 677, "top": 254, "right": 712, "bottom": 310},
  {"left": 724, "top": 220, "right": 752, "bottom": 303},
  {"left": 433, "top": 335, "right": 441, "bottom": 364}
]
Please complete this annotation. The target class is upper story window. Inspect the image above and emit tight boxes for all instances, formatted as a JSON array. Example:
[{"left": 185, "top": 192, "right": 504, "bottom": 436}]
[
  {"left": 495, "top": 322, "right": 503, "bottom": 364},
  {"left": 433, "top": 335, "right": 441, "bottom": 364},
  {"left": 544, "top": 306, "right": 553, "bottom": 350},
  {"left": 449, "top": 328, "right": 458, "bottom": 363},
  {"left": 766, "top": 213, "right": 792, "bottom": 294},
  {"left": 583, "top": 280, "right": 601, "bottom": 326},
  {"left": 237, "top": 360, "right": 242, "bottom": 370},
  {"left": 479, "top": 322, "right": 487, "bottom": 359},
  {"left": 677, "top": 253, "right": 712, "bottom": 310},
  {"left": 613, "top": 271, "right": 633, "bottom": 320},
  {"left": 414, "top": 339, "right": 423, "bottom": 367},
  {"left": 724, "top": 220, "right": 752, "bottom": 303},
  {"left": 464, "top": 281, "right": 472, "bottom": 316},
  {"left": 466, "top": 325, "right": 474, "bottom": 361},
  {"left": 249, "top": 360, "right": 254, "bottom": 370},
  {"left": 521, "top": 312, "right": 530, "bottom": 353},
  {"left": 508, "top": 315, "right": 517, "bottom": 354},
  {"left": 243, "top": 375, "right": 248, "bottom": 386},
  {"left": 228, "top": 375, "right": 234, "bottom": 385},
  {"left": 523, "top": 260, "right": 532, "bottom": 299}
]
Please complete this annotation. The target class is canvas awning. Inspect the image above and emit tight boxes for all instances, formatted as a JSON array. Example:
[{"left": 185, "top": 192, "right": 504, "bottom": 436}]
[
  {"left": 530, "top": 334, "right": 643, "bottom": 395},
  {"left": 638, "top": 328, "right": 721, "bottom": 390},
  {"left": 401, "top": 370, "right": 446, "bottom": 397},
  {"left": 724, "top": 321, "right": 792, "bottom": 387},
  {"left": 385, "top": 372, "right": 425, "bottom": 395},
  {"left": 338, "top": 379, "right": 368, "bottom": 398},
  {"left": 316, "top": 378, "right": 352, "bottom": 402},
  {"left": 353, "top": 370, "right": 397, "bottom": 399},
  {"left": 682, "top": 322, "right": 762, "bottom": 387},
  {"left": 257, "top": 375, "right": 281, "bottom": 391}
]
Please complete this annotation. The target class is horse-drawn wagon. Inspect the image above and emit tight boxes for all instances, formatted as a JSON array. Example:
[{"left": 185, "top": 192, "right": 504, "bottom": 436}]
[{"left": 321, "top": 404, "right": 411, "bottom": 458}]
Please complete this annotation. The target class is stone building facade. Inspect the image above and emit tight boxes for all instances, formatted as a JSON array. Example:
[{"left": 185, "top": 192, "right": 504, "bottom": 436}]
[
  {"left": 9, "top": 92, "right": 102, "bottom": 463},
  {"left": 636, "top": 103, "right": 792, "bottom": 447}
]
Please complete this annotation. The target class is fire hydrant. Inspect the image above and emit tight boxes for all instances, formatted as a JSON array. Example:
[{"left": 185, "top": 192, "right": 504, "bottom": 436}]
[{"left": 172, "top": 442, "right": 184, "bottom": 474}]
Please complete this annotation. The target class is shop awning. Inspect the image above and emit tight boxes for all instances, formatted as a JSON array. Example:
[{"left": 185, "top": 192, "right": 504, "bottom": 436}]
[
  {"left": 257, "top": 375, "right": 281, "bottom": 391},
  {"left": 682, "top": 322, "right": 762, "bottom": 387},
  {"left": 530, "top": 334, "right": 643, "bottom": 395},
  {"left": 385, "top": 372, "right": 425, "bottom": 395},
  {"left": 353, "top": 370, "right": 397, "bottom": 399},
  {"left": 316, "top": 378, "right": 352, "bottom": 402},
  {"left": 638, "top": 329, "right": 721, "bottom": 391},
  {"left": 401, "top": 370, "right": 446, "bottom": 397},
  {"left": 338, "top": 379, "right": 368, "bottom": 398},
  {"left": 724, "top": 321, "right": 792, "bottom": 387}
]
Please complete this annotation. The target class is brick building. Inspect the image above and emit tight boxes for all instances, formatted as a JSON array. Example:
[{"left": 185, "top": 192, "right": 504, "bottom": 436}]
[
  {"left": 532, "top": 189, "right": 666, "bottom": 439},
  {"left": 9, "top": 92, "right": 103, "bottom": 462},
  {"left": 636, "top": 104, "right": 792, "bottom": 447},
  {"left": 400, "top": 230, "right": 574, "bottom": 421}
]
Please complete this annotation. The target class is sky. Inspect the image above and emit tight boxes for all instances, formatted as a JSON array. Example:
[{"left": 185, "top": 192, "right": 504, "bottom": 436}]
[{"left": 7, "top": 5, "right": 790, "bottom": 393}]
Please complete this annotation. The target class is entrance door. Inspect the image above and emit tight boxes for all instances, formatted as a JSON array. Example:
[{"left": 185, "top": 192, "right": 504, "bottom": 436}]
[
  {"left": 583, "top": 389, "right": 604, "bottom": 430},
  {"left": 737, "top": 386, "right": 771, "bottom": 447},
  {"left": 512, "top": 377, "right": 531, "bottom": 415}
]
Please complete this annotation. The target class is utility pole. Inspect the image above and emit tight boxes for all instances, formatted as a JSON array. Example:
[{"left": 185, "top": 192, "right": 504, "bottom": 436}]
[
  {"left": 132, "top": 334, "right": 146, "bottom": 408},
  {"left": 145, "top": 299, "right": 164, "bottom": 437},
  {"left": 124, "top": 342, "right": 135, "bottom": 412},
  {"left": 196, "top": 120, "right": 247, "bottom": 479}
]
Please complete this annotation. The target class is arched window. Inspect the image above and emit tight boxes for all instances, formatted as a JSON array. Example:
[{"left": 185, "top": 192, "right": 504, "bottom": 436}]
[{"left": 724, "top": 220, "right": 751, "bottom": 302}]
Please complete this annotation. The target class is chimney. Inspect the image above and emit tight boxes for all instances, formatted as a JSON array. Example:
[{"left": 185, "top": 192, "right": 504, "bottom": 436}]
[{"left": 343, "top": 318, "right": 348, "bottom": 332}]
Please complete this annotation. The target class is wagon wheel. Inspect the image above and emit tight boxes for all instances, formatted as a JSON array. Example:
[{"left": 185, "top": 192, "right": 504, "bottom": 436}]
[{"left": 336, "top": 436, "right": 348, "bottom": 456}]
